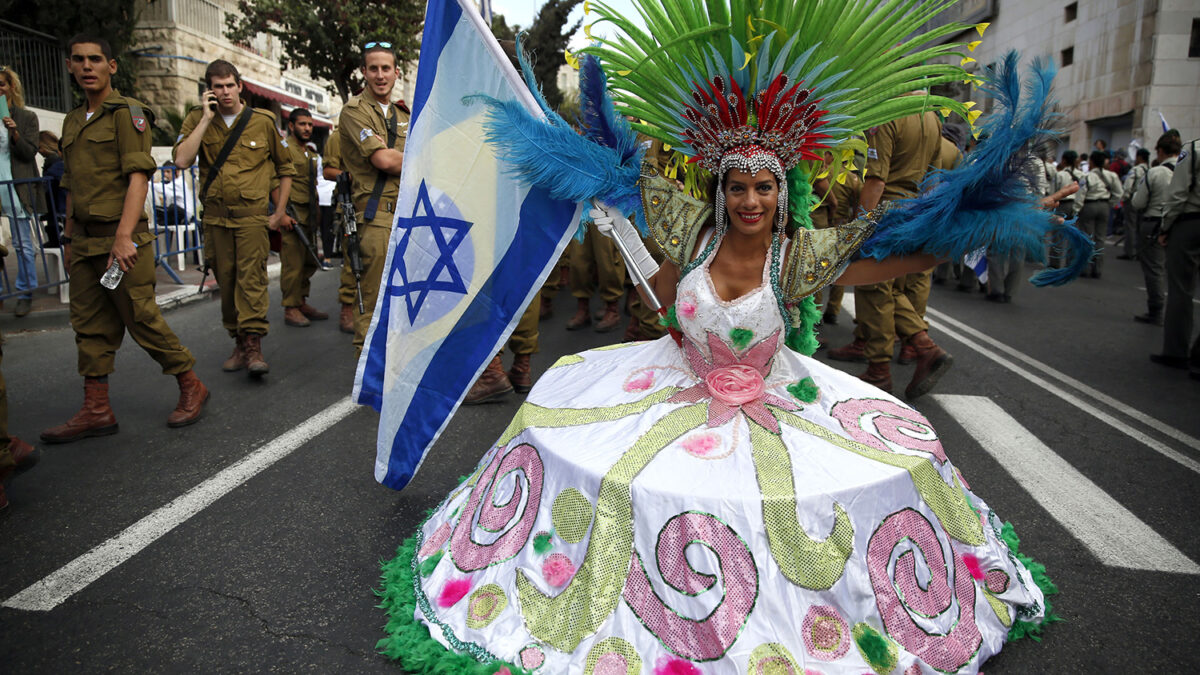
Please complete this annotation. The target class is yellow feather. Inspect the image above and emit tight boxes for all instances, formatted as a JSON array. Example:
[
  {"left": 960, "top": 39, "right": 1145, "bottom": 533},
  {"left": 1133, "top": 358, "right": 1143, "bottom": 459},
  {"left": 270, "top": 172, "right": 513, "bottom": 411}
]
[
  {"left": 975, "top": 22, "right": 990, "bottom": 37},
  {"left": 960, "top": 56, "right": 976, "bottom": 66},
  {"left": 967, "top": 41, "right": 982, "bottom": 52}
]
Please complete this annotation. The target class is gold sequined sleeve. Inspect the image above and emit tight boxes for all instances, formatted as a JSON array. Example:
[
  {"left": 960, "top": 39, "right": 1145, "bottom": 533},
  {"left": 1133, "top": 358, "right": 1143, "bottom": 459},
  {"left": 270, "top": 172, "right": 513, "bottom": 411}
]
[
  {"left": 639, "top": 167, "right": 711, "bottom": 267},
  {"left": 781, "top": 217, "right": 876, "bottom": 301}
]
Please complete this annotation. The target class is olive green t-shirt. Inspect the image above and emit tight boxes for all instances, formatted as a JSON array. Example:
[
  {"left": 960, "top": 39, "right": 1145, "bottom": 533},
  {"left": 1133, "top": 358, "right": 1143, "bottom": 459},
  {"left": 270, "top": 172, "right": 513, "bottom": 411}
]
[
  {"left": 175, "top": 104, "right": 295, "bottom": 227},
  {"left": 865, "top": 110, "right": 943, "bottom": 203},
  {"left": 337, "top": 95, "right": 408, "bottom": 228}
]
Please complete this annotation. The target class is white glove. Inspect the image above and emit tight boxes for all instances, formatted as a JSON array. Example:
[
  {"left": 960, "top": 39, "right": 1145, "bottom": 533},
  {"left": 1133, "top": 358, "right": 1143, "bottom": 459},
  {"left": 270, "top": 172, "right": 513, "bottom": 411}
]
[{"left": 589, "top": 202, "right": 660, "bottom": 284}]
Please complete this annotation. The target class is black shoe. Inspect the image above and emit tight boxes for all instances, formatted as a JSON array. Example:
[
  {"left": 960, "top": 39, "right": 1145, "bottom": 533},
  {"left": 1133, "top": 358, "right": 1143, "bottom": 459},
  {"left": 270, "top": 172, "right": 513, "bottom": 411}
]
[
  {"left": 1002, "top": 294, "right": 1012, "bottom": 303},
  {"left": 1133, "top": 313, "right": 1163, "bottom": 326},
  {"left": 1150, "top": 353, "right": 1188, "bottom": 369},
  {"left": 14, "top": 298, "right": 31, "bottom": 317},
  {"left": 821, "top": 311, "right": 838, "bottom": 326},
  {"left": 985, "top": 293, "right": 1004, "bottom": 303}
]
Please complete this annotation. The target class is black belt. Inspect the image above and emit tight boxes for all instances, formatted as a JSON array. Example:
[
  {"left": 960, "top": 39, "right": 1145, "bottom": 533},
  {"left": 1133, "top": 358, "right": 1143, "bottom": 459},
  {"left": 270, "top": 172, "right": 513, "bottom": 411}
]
[{"left": 1084, "top": 199, "right": 1108, "bottom": 203}]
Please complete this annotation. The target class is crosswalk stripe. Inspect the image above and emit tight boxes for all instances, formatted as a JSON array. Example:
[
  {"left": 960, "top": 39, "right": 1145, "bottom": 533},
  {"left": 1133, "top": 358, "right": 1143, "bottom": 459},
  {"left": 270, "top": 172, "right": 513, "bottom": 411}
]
[
  {"left": 934, "top": 394, "right": 1200, "bottom": 575},
  {"left": 2, "top": 397, "right": 360, "bottom": 612}
]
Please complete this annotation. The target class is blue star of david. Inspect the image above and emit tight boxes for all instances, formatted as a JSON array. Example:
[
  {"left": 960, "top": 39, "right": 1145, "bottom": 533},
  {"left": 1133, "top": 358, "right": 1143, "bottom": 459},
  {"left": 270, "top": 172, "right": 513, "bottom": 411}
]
[{"left": 390, "top": 180, "right": 472, "bottom": 324}]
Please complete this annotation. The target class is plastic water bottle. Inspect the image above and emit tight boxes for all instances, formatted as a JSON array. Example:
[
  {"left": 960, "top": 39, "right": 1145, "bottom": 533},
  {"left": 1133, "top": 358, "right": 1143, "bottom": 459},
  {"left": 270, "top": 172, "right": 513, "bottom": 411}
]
[{"left": 100, "top": 258, "right": 124, "bottom": 290}]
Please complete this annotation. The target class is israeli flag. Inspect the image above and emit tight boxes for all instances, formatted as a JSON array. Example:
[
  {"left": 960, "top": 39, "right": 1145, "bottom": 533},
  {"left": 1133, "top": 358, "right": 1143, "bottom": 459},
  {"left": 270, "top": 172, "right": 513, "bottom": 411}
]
[{"left": 354, "top": 0, "right": 582, "bottom": 490}]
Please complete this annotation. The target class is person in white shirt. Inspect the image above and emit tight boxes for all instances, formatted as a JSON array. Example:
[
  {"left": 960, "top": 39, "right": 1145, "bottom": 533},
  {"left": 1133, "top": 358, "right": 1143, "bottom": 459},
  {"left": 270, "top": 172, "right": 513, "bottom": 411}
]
[
  {"left": 314, "top": 145, "right": 335, "bottom": 265},
  {"left": 149, "top": 162, "right": 195, "bottom": 226},
  {"left": 1130, "top": 136, "right": 1179, "bottom": 324},
  {"left": 1072, "top": 150, "right": 1123, "bottom": 278}
]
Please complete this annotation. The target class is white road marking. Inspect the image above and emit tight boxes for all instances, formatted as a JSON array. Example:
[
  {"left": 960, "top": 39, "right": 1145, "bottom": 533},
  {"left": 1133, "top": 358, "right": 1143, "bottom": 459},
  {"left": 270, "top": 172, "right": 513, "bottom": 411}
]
[
  {"left": 3, "top": 397, "right": 360, "bottom": 612},
  {"left": 838, "top": 294, "right": 1200, "bottom": 473},
  {"left": 935, "top": 394, "right": 1200, "bottom": 575}
]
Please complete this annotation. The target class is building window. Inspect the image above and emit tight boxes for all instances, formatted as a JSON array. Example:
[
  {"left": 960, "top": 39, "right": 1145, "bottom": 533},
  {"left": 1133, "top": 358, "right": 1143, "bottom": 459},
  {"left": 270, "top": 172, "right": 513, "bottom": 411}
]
[
  {"left": 1061, "top": 46, "right": 1074, "bottom": 67},
  {"left": 1065, "top": 2, "right": 1077, "bottom": 22},
  {"left": 1190, "top": 18, "right": 1200, "bottom": 58}
]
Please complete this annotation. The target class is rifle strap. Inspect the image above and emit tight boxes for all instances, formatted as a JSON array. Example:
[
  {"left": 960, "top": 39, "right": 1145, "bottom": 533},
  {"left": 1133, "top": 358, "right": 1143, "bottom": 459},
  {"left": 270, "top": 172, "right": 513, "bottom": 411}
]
[
  {"left": 363, "top": 108, "right": 398, "bottom": 223},
  {"left": 200, "top": 108, "right": 252, "bottom": 203}
]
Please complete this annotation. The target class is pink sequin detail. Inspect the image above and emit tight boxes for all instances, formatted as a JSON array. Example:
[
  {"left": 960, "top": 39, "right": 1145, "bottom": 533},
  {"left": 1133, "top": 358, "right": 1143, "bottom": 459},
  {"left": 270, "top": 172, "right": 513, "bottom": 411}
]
[
  {"left": 867, "top": 509, "right": 981, "bottom": 672},
  {"left": 594, "top": 653, "right": 629, "bottom": 675},
  {"left": 437, "top": 578, "right": 471, "bottom": 608},
  {"left": 542, "top": 553, "right": 576, "bottom": 587},
  {"left": 654, "top": 655, "right": 701, "bottom": 675},
  {"left": 625, "top": 371, "right": 656, "bottom": 392},
  {"left": 451, "top": 444, "right": 544, "bottom": 571},
  {"left": 520, "top": 646, "right": 545, "bottom": 669},
  {"left": 419, "top": 522, "right": 452, "bottom": 557},
  {"left": 801, "top": 605, "right": 850, "bottom": 661},
  {"left": 681, "top": 432, "right": 721, "bottom": 458},
  {"left": 624, "top": 512, "right": 757, "bottom": 661},
  {"left": 904, "top": 666, "right": 922, "bottom": 675},
  {"left": 985, "top": 569, "right": 1009, "bottom": 594},
  {"left": 831, "top": 398, "right": 948, "bottom": 464},
  {"left": 678, "top": 301, "right": 697, "bottom": 319}
]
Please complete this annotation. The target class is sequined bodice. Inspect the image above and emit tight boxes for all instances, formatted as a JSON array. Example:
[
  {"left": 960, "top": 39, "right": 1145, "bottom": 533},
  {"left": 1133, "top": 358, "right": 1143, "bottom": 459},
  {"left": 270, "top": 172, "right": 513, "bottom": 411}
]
[{"left": 674, "top": 235, "right": 786, "bottom": 365}]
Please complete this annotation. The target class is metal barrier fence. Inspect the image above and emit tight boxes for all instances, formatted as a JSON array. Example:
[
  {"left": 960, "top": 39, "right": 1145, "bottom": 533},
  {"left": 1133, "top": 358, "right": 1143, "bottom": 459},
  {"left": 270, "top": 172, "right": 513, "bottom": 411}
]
[
  {"left": 147, "top": 164, "right": 203, "bottom": 284},
  {"left": 0, "top": 175, "right": 68, "bottom": 303},
  {"left": 0, "top": 165, "right": 206, "bottom": 303}
]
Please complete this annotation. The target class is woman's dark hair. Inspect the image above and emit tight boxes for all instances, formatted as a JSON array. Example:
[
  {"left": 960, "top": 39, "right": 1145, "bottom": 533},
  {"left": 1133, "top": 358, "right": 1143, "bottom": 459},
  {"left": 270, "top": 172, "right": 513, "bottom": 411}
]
[{"left": 1089, "top": 150, "right": 1108, "bottom": 168}]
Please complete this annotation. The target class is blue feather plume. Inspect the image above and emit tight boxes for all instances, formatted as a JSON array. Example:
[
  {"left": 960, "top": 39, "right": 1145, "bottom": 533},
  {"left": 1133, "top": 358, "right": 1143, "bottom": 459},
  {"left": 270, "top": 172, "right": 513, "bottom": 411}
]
[
  {"left": 859, "top": 52, "right": 1092, "bottom": 287},
  {"left": 579, "top": 54, "right": 641, "bottom": 164}
]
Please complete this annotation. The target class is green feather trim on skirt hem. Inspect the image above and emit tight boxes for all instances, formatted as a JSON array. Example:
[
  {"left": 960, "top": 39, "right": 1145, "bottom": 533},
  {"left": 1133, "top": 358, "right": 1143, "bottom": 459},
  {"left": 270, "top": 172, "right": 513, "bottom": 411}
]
[
  {"left": 1000, "top": 521, "right": 1063, "bottom": 641},
  {"left": 376, "top": 531, "right": 530, "bottom": 674}
]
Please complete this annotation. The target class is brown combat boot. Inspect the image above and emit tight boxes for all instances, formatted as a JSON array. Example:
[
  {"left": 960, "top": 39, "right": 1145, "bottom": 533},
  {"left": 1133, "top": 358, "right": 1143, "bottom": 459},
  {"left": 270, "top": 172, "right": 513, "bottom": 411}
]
[
  {"left": 897, "top": 339, "right": 918, "bottom": 365},
  {"left": 857, "top": 361, "right": 893, "bottom": 393},
  {"left": 40, "top": 378, "right": 119, "bottom": 444},
  {"left": 827, "top": 337, "right": 868, "bottom": 362},
  {"left": 243, "top": 333, "right": 270, "bottom": 378},
  {"left": 167, "top": 370, "right": 210, "bottom": 428},
  {"left": 905, "top": 330, "right": 953, "bottom": 401},
  {"left": 222, "top": 335, "right": 247, "bottom": 372},
  {"left": 299, "top": 301, "right": 328, "bottom": 320},
  {"left": 463, "top": 355, "right": 513, "bottom": 404},
  {"left": 594, "top": 301, "right": 621, "bottom": 333},
  {"left": 339, "top": 304, "right": 355, "bottom": 334},
  {"left": 508, "top": 354, "right": 533, "bottom": 394},
  {"left": 565, "top": 298, "right": 591, "bottom": 331},
  {"left": 283, "top": 306, "right": 311, "bottom": 327}
]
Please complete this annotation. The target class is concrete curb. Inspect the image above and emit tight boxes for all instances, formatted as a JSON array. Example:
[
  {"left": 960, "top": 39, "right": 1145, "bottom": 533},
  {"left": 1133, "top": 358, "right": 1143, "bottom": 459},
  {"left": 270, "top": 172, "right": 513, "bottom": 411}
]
[{"left": 1, "top": 262, "right": 282, "bottom": 335}]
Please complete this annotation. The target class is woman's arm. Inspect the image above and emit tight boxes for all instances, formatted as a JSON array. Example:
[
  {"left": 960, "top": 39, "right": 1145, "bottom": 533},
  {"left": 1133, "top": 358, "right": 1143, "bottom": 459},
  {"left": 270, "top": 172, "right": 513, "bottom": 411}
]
[
  {"left": 11, "top": 108, "right": 40, "bottom": 163},
  {"left": 834, "top": 253, "right": 942, "bottom": 286}
]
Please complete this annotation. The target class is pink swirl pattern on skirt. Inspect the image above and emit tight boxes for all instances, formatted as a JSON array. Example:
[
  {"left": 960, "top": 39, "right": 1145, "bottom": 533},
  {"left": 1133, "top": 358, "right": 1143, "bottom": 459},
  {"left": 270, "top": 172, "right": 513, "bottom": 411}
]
[
  {"left": 623, "top": 512, "right": 757, "bottom": 661},
  {"left": 831, "top": 398, "right": 947, "bottom": 464},
  {"left": 867, "top": 508, "right": 981, "bottom": 672},
  {"left": 451, "top": 444, "right": 544, "bottom": 571}
]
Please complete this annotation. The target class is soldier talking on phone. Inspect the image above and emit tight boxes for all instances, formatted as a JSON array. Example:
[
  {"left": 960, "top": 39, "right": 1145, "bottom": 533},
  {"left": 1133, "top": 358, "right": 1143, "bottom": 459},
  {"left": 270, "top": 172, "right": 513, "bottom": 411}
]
[{"left": 174, "top": 59, "right": 295, "bottom": 378}]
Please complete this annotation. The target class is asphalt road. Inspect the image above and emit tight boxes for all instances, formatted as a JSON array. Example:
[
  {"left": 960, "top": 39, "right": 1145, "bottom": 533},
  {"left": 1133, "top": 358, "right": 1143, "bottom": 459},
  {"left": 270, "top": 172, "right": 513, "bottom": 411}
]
[{"left": 1, "top": 250, "right": 1198, "bottom": 673}]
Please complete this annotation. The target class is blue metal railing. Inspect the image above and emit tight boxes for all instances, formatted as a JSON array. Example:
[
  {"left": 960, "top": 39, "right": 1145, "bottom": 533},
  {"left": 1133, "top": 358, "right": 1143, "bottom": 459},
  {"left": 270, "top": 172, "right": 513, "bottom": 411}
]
[{"left": 0, "top": 166, "right": 207, "bottom": 300}]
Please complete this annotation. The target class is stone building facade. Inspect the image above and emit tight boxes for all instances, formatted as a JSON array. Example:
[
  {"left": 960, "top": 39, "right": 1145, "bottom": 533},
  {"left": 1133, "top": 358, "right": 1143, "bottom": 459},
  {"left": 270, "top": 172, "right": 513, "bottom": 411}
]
[
  {"left": 936, "top": 0, "right": 1199, "bottom": 156},
  {"left": 130, "top": 0, "right": 343, "bottom": 139}
]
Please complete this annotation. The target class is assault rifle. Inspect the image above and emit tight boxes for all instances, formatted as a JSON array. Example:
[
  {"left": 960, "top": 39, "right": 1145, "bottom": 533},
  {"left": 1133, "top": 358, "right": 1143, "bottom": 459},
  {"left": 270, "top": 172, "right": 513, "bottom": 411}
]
[
  {"left": 284, "top": 203, "right": 325, "bottom": 269},
  {"left": 335, "top": 172, "right": 365, "bottom": 313}
]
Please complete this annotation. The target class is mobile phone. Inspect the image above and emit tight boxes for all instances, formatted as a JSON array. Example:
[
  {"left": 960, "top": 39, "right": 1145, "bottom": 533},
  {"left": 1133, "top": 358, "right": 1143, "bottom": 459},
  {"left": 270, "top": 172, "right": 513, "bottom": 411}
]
[{"left": 205, "top": 91, "right": 217, "bottom": 112}]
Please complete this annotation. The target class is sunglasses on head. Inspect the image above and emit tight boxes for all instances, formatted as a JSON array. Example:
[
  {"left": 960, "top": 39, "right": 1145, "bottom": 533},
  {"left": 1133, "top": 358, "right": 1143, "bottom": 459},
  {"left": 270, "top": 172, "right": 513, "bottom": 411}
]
[{"left": 363, "top": 42, "right": 392, "bottom": 49}]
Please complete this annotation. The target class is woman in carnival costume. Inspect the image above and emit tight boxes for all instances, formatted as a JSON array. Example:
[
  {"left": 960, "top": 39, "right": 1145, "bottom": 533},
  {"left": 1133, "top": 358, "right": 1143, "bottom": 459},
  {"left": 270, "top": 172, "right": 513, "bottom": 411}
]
[{"left": 378, "top": 0, "right": 1088, "bottom": 672}]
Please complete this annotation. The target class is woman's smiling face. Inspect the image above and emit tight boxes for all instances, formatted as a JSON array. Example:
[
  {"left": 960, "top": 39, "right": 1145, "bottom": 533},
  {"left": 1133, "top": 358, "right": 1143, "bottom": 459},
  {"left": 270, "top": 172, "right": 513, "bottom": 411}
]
[{"left": 723, "top": 168, "right": 779, "bottom": 237}]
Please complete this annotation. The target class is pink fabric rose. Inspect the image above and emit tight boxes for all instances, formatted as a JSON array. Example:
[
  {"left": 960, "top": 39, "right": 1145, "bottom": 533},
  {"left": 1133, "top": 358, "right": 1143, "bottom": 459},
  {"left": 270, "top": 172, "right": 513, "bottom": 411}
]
[
  {"left": 705, "top": 364, "right": 765, "bottom": 406},
  {"left": 678, "top": 301, "right": 697, "bottom": 319}
]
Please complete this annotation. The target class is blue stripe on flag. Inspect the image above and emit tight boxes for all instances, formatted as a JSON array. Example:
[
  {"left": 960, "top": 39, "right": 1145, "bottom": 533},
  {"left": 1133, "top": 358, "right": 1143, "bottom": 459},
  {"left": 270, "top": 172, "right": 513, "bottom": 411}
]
[
  {"left": 379, "top": 190, "right": 578, "bottom": 489},
  {"left": 410, "top": 0, "right": 461, "bottom": 127}
]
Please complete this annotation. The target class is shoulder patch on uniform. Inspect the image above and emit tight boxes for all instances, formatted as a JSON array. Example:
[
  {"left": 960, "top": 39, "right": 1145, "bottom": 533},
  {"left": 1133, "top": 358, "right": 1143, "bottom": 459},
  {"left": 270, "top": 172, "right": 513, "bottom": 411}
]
[
  {"left": 1181, "top": 149, "right": 1189, "bottom": 161},
  {"left": 867, "top": 148, "right": 878, "bottom": 159},
  {"left": 281, "top": 137, "right": 289, "bottom": 148},
  {"left": 129, "top": 102, "right": 148, "bottom": 133},
  {"left": 360, "top": 128, "right": 374, "bottom": 142},
  {"left": 176, "top": 133, "right": 184, "bottom": 144}
]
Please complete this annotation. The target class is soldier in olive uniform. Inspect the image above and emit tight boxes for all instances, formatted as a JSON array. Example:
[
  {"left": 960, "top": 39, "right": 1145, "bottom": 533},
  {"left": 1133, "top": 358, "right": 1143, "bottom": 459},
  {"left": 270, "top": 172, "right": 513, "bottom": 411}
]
[
  {"left": 278, "top": 108, "right": 328, "bottom": 327},
  {"left": 827, "top": 109, "right": 951, "bottom": 400},
  {"left": 41, "top": 35, "right": 208, "bottom": 444},
  {"left": 338, "top": 43, "right": 408, "bottom": 355},
  {"left": 322, "top": 128, "right": 357, "bottom": 335},
  {"left": 174, "top": 59, "right": 295, "bottom": 377}
]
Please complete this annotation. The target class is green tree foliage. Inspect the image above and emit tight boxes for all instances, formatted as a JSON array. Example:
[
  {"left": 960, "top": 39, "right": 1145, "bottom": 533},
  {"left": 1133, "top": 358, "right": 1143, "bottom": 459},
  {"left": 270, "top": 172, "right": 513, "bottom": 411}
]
[
  {"left": 520, "top": 0, "right": 582, "bottom": 110},
  {"left": 0, "top": 0, "right": 143, "bottom": 102},
  {"left": 225, "top": 0, "right": 423, "bottom": 103}
]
